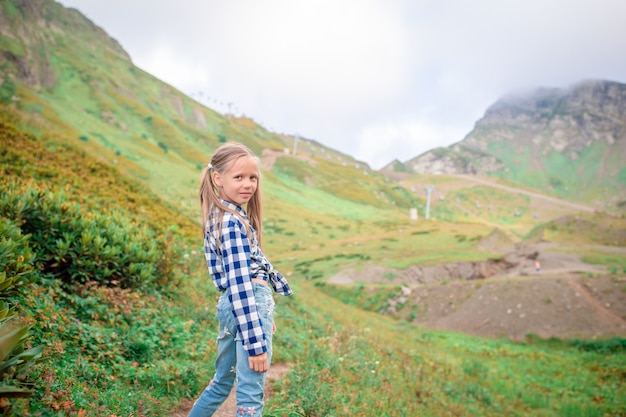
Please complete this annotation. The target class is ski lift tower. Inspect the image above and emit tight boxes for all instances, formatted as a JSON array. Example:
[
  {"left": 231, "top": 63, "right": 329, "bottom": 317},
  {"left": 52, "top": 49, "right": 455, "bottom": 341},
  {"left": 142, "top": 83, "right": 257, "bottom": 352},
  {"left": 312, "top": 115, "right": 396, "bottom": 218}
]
[
  {"left": 227, "top": 102, "right": 233, "bottom": 121},
  {"left": 293, "top": 135, "right": 299, "bottom": 156},
  {"left": 424, "top": 185, "right": 435, "bottom": 220}
]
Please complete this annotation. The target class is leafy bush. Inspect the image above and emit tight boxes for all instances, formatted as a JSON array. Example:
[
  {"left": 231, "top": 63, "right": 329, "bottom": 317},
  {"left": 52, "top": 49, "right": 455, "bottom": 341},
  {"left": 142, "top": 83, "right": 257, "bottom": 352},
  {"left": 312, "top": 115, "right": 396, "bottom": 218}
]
[
  {"left": 571, "top": 337, "right": 626, "bottom": 354},
  {"left": 0, "top": 321, "right": 44, "bottom": 397},
  {"left": 0, "top": 218, "right": 36, "bottom": 290},
  {"left": 0, "top": 186, "right": 160, "bottom": 289},
  {"left": 0, "top": 219, "right": 43, "bottom": 415},
  {"left": 0, "top": 78, "right": 16, "bottom": 104}
]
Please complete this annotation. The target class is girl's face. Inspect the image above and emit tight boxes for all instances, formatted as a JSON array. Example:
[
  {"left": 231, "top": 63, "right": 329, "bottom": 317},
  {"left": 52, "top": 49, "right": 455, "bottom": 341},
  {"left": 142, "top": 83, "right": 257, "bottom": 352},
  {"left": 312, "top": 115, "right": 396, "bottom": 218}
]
[{"left": 213, "top": 155, "right": 259, "bottom": 206}]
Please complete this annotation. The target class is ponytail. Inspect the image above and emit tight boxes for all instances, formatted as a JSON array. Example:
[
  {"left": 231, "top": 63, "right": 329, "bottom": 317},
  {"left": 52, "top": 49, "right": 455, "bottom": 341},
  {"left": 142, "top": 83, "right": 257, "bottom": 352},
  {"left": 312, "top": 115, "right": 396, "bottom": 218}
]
[{"left": 199, "top": 143, "right": 263, "bottom": 246}]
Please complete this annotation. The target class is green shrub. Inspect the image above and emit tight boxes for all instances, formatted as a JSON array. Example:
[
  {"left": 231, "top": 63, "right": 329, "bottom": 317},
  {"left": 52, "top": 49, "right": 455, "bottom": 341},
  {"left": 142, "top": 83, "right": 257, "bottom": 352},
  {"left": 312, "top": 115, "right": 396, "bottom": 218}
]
[
  {"left": 0, "top": 186, "right": 160, "bottom": 289},
  {"left": 571, "top": 337, "right": 626, "bottom": 354},
  {"left": 0, "top": 219, "right": 43, "bottom": 415},
  {"left": 0, "top": 320, "right": 44, "bottom": 397},
  {"left": 0, "top": 78, "right": 16, "bottom": 104},
  {"left": 158, "top": 141, "right": 168, "bottom": 153},
  {"left": 0, "top": 218, "right": 36, "bottom": 290}
]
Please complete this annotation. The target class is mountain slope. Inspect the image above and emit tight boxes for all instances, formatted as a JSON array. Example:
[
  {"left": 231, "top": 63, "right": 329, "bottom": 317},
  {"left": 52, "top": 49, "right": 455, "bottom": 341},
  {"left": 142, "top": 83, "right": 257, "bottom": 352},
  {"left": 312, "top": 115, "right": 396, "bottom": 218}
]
[
  {"left": 0, "top": 0, "right": 423, "bottom": 225},
  {"left": 400, "top": 80, "right": 626, "bottom": 210}
]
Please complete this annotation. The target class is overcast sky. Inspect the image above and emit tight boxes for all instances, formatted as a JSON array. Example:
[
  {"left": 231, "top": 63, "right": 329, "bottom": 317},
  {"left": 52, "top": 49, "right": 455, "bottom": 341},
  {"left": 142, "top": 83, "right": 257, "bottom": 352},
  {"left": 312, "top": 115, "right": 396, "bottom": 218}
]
[{"left": 58, "top": 0, "right": 626, "bottom": 169}]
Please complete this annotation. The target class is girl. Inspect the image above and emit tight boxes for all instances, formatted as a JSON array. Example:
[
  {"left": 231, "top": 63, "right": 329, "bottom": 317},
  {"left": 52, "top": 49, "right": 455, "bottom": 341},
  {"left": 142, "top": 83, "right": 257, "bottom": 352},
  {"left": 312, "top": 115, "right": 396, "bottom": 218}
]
[{"left": 188, "top": 143, "right": 293, "bottom": 417}]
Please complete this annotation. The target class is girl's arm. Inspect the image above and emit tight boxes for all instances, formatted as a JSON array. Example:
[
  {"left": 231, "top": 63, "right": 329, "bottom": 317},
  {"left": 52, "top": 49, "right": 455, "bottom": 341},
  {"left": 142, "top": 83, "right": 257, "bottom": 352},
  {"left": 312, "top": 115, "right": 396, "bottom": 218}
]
[{"left": 221, "top": 218, "right": 268, "bottom": 357}]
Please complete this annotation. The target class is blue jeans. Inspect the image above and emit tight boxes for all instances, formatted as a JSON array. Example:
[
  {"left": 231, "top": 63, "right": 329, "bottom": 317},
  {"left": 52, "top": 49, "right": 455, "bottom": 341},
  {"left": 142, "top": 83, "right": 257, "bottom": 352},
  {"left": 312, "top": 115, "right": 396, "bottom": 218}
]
[{"left": 188, "top": 283, "right": 275, "bottom": 417}]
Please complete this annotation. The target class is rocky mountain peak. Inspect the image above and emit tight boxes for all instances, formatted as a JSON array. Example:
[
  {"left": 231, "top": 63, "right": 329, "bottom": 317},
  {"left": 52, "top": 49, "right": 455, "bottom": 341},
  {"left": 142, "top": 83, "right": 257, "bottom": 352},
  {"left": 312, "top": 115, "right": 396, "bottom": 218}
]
[
  {"left": 399, "top": 80, "right": 626, "bottom": 206},
  {"left": 467, "top": 79, "right": 626, "bottom": 156}
]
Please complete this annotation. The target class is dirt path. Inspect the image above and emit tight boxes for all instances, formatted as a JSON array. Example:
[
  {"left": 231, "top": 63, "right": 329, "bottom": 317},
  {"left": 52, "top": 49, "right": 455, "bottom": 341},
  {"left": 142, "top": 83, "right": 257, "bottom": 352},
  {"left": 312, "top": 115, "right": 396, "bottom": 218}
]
[
  {"left": 567, "top": 280, "right": 626, "bottom": 328},
  {"left": 260, "top": 149, "right": 284, "bottom": 172},
  {"left": 455, "top": 174, "right": 596, "bottom": 212},
  {"left": 327, "top": 242, "right": 607, "bottom": 285},
  {"left": 172, "top": 362, "right": 289, "bottom": 417}
]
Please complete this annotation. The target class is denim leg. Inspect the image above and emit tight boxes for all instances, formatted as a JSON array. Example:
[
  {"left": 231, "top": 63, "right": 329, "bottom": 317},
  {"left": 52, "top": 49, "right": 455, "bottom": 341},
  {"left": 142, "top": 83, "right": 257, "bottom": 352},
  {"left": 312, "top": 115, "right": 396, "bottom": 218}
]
[
  {"left": 188, "top": 293, "right": 238, "bottom": 417},
  {"left": 235, "top": 284, "right": 275, "bottom": 417}
]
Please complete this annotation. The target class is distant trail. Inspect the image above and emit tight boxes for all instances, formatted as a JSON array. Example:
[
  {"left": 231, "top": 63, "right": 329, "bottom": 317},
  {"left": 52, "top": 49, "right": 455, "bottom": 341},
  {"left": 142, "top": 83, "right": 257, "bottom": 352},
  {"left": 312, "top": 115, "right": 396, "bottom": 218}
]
[
  {"left": 567, "top": 280, "right": 626, "bottom": 328},
  {"left": 455, "top": 175, "right": 596, "bottom": 213}
]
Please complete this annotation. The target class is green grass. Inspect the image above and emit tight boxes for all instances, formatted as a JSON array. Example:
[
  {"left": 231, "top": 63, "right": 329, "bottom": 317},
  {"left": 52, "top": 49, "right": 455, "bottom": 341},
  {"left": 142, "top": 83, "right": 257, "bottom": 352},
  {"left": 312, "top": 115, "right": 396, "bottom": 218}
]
[
  {"left": 582, "top": 253, "right": 626, "bottom": 274},
  {"left": 482, "top": 130, "right": 623, "bottom": 205},
  {"left": 536, "top": 212, "right": 626, "bottom": 247}
]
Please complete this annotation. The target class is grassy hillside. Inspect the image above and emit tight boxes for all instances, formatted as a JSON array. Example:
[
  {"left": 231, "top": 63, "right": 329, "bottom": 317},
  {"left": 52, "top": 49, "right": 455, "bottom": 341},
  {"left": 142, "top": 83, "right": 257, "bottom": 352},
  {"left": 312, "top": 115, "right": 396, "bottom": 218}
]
[
  {"left": 1, "top": 1, "right": 625, "bottom": 416},
  {"left": 1, "top": 0, "right": 420, "bottom": 224},
  {"left": 483, "top": 132, "right": 623, "bottom": 205},
  {"left": 3, "top": 115, "right": 624, "bottom": 416}
]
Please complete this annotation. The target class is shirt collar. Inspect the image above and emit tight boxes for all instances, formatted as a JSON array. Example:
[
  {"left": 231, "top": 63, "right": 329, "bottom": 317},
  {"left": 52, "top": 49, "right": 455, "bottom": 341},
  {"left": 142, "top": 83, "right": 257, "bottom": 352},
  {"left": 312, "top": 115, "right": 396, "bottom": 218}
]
[{"left": 220, "top": 199, "right": 248, "bottom": 219}]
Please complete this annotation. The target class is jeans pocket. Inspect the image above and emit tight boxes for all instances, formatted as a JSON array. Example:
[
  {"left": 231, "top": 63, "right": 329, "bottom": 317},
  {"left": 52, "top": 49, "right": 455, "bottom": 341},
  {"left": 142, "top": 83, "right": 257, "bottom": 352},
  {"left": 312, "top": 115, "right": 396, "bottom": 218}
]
[{"left": 216, "top": 292, "right": 237, "bottom": 340}]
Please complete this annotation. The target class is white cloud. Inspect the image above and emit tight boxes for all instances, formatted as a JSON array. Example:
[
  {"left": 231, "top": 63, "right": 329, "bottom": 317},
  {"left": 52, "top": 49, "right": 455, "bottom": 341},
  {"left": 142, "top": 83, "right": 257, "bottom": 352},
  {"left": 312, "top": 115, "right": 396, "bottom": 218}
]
[
  {"left": 199, "top": 1, "right": 414, "bottom": 135},
  {"left": 140, "top": 43, "right": 212, "bottom": 93}
]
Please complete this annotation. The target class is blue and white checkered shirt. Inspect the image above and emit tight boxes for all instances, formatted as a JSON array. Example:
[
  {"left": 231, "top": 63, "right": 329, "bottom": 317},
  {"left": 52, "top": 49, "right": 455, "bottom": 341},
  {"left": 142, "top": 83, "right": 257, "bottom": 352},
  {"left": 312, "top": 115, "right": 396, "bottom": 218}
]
[{"left": 204, "top": 200, "right": 293, "bottom": 356}]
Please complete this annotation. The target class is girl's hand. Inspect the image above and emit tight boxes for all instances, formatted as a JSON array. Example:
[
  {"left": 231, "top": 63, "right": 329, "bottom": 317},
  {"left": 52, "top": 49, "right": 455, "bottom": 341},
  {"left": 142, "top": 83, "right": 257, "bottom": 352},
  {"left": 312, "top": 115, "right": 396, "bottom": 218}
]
[
  {"left": 273, "top": 322, "right": 277, "bottom": 334},
  {"left": 249, "top": 352, "right": 269, "bottom": 373}
]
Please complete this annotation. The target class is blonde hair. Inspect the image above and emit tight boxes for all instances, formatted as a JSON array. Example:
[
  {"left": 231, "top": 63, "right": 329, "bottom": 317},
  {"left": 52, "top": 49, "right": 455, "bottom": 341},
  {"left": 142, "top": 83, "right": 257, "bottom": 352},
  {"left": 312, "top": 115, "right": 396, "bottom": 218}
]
[{"left": 199, "top": 142, "right": 263, "bottom": 246}]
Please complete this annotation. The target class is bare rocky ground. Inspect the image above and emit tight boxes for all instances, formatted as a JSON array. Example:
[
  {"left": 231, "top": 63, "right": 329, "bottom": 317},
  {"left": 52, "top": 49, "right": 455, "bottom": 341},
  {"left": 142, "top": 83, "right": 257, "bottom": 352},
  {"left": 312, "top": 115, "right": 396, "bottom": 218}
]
[
  {"left": 409, "top": 273, "right": 626, "bottom": 340},
  {"left": 328, "top": 242, "right": 626, "bottom": 340},
  {"left": 172, "top": 362, "right": 289, "bottom": 417}
]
